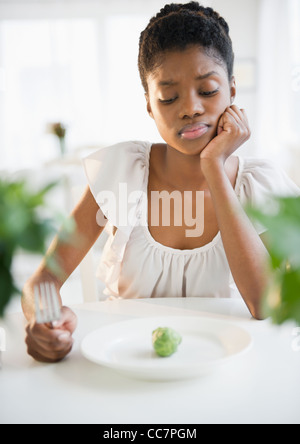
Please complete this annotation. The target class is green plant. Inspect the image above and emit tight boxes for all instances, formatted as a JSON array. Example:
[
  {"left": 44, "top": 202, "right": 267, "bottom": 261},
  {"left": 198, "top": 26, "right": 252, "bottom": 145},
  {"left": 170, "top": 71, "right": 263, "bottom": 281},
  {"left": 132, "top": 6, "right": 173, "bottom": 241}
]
[
  {"left": 248, "top": 196, "right": 300, "bottom": 325},
  {"left": 0, "top": 179, "right": 74, "bottom": 317}
]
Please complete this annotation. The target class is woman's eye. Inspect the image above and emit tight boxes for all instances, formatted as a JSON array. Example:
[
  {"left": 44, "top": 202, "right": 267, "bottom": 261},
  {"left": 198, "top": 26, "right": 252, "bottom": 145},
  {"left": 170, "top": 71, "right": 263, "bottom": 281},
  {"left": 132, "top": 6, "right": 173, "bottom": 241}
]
[
  {"left": 159, "top": 97, "right": 177, "bottom": 104},
  {"left": 199, "top": 89, "right": 219, "bottom": 96}
]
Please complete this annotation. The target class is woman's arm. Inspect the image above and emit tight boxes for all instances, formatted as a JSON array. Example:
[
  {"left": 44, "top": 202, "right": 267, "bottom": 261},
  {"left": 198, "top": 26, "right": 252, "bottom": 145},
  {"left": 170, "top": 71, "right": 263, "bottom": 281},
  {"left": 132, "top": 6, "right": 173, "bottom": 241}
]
[
  {"left": 22, "top": 185, "right": 106, "bottom": 361},
  {"left": 202, "top": 162, "right": 269, "bottom": 319},
  {"left": 22, "top": 185, "right": 106, "bottom": 320},
  {"left": 201, "top": 106, "right": 270, "bottom": 319}
]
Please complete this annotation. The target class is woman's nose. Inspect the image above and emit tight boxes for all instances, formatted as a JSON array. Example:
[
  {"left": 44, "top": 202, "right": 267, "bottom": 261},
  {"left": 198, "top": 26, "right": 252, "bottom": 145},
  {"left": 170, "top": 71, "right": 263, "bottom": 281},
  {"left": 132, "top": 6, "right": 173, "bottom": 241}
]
[{"left": 180, "top": 91, "right": 205, "bottom": 119}]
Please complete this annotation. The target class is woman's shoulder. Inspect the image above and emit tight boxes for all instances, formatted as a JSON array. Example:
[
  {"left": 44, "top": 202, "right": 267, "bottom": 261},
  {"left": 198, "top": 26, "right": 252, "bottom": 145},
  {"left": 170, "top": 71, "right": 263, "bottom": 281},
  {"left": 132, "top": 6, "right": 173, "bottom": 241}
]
[
  {"left": 236, "top": 155, "right": 300, "bottom": 203},
  {"left": 83, "top": 140, "right": 151, "bottom": 186},
  {"left": 239, "top": 156, "right": 283, "bottom": 173},
  {"left": 84, "top": 140, "right": 151, "bottom": 161},
  {"left": 83, "top": 141, "right": 151, "bottom": 215}
]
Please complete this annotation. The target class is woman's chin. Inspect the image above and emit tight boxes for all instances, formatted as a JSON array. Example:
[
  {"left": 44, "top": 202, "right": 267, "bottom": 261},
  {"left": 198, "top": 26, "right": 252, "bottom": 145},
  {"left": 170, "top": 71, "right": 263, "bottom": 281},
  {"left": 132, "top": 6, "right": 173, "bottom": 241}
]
[{"left": 169, "top": 137, "right": 214, "bottom": 157}]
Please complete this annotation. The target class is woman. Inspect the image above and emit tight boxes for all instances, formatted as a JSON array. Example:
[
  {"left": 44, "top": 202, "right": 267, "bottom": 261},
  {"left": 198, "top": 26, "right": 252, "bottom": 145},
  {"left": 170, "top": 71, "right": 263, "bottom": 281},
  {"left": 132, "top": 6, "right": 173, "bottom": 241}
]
[{"left": 22, "top": 2, "right": 300, "bottom": 362}]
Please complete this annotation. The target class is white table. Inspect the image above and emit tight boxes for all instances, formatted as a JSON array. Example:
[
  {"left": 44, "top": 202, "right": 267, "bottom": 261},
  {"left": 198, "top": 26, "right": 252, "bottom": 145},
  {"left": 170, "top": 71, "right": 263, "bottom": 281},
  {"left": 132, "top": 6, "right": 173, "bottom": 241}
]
[{"left": 1, "top": 297, "right": 300, "bottom": 424}]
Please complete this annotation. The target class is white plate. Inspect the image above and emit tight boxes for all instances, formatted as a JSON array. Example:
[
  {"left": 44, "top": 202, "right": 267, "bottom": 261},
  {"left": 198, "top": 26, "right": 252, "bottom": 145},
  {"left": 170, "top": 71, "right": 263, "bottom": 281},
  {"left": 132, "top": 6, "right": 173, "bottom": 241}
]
[{"left": 81, "top": 316, "right": 252, "bottom": 381}]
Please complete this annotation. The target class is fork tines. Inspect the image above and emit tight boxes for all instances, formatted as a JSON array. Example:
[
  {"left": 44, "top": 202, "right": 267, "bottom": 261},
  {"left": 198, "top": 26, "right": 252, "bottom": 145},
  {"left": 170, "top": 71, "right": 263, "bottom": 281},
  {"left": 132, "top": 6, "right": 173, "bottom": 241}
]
[{"left": 34, "top": 282, "right": 61, "bottom": 324}]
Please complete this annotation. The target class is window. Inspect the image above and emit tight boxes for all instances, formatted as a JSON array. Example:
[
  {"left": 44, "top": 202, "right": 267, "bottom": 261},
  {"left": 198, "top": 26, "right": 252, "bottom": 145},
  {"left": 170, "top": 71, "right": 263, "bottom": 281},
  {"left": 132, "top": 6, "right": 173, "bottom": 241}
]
[
  {"left": 0, "top": 19, "right": 104, "bottom": 168},
  {"left": 257, "top": 0, "right": 300, "bottom": 168},
  {"left": 0, "top": 13, "right": 161, "bottom": 170},
  {"left": 290, "top": 0, "right": 300, "bottom": 141}
]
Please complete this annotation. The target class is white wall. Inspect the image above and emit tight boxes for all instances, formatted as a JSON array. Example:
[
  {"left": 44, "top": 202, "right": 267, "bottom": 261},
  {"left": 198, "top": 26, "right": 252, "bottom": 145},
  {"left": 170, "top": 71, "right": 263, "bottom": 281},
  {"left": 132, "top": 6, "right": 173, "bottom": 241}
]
[
  {"left": 0, "top": 0, "right": 268, "bottom": 164},
  {"left": 212, "top": 0, "right": 260, "bottom": 156}
]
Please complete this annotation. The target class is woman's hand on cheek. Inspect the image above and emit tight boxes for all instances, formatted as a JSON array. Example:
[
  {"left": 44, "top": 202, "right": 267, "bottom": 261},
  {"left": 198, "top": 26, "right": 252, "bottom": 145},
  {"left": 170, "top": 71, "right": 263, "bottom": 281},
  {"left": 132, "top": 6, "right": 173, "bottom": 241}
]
[{"left": 200, "top": 105, "right": 251, "bottom": 168}]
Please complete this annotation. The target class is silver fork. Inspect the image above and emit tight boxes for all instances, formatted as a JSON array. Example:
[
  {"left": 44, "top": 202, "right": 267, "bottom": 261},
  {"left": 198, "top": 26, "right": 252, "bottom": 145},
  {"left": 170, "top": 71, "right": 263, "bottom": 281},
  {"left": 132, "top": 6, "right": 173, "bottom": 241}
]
[{"left": 34, "top": 282, "right": 61, "bottom": 325}]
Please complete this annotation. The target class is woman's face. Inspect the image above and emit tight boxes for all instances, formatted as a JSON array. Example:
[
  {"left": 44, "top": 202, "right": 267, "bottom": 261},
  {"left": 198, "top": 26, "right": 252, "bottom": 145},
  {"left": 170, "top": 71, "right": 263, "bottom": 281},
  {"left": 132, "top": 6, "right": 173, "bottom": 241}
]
[{"left": 146, "top": 45, "right": 236, "bottom": 156}]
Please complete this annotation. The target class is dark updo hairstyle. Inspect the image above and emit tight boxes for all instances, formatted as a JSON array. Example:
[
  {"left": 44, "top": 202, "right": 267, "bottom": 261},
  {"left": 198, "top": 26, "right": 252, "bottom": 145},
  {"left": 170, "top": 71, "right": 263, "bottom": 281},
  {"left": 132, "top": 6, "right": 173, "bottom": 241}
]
[{"left": 138, "top": 1, "right": 234, "bottom": 92}]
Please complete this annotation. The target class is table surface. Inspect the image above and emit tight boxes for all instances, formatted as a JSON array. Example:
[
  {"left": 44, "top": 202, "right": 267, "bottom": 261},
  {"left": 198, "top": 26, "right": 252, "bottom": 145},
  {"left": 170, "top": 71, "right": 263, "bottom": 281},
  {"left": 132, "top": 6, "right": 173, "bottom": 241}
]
[{"left": 1, "top": 297, "right": 300, "bottom": 424}]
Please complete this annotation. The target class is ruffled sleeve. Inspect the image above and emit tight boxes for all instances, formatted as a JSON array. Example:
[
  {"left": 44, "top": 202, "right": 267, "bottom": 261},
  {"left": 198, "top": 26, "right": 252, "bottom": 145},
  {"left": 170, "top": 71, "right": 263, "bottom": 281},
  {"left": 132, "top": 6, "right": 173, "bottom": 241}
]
[
  {"left": 82, "top": 141, "right": 151, "bottom": 296},
  {"left": 236, "top": 157, "right": 300, "bottom": 234}
]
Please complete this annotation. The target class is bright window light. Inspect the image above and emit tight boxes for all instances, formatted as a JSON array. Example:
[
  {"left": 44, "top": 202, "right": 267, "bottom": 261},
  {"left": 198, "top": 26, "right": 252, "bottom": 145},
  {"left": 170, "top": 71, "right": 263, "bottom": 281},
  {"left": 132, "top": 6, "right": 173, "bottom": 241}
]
[{"left": 0, "top": 14, "right": 162, "bottom": 170}]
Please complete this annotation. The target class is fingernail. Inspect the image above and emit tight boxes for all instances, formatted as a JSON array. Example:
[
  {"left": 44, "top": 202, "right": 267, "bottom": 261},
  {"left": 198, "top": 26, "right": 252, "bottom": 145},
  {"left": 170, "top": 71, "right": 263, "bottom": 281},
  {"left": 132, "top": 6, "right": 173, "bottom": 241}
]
[{"left": 58, "top": 333, "right": 70, "bottom": 342}]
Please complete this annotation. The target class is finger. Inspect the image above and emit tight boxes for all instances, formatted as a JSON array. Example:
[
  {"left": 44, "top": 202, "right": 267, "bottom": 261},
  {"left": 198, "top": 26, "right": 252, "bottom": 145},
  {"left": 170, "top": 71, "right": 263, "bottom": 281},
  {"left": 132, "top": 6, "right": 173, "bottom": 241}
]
[
  {"left": 26, "top": 321, "right": 51, "bottom": 343},
  {"left": 219, "top": 109, "right": 238, "bottom": 133},
  {"left": 226, "top": 107, "right": 251, "bottom": 142},
  {"left": 26, "top": 322, "right": 73, "bottom": 351},
  {"left": 240, "top": 108, "right": 249, "bottom": 125},
  {"left": 217, "top": 107, "right": 241, "bottom": 132},
  {"left": 217, "top": 112, "right": 226, "bottom": 134},
  {"left": 52, "top": 306, "right": 77, "bottom": 334},
  {"left": 229, "top": 106, "right": 250, "bottom": 136},
  {"left": 224, "top": 108, "right": 250, "bottom": 140},
  {"left": 26, "top": 342, "right": 74, "bottom": 363},
  {"left": 227, "top": 106, "right": 249, "bottom": 126},
  {"left": 25, "top": 328, "right": 74, "bottom": 361},
  {"left": 221, "top": 111, "right": 251, "bottom": 144},
  {"left": 226, "top": 106, "right": 243, "bottom": 125}
]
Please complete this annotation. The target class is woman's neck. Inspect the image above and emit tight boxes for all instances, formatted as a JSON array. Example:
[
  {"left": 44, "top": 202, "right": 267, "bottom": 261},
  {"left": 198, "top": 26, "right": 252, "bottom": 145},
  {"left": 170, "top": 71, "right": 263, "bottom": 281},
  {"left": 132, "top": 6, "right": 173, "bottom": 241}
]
[{"left": 162, "top": 144, "right": 208, "bottom": 191}]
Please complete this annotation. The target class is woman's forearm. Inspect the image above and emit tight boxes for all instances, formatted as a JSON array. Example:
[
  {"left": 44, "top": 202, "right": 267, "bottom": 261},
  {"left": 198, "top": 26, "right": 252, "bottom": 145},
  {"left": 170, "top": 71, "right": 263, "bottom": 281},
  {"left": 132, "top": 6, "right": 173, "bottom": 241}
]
[
  {"left": 202, "top": 159, "right": 270, "bottom": 319},
  {"left": 22, "top": 268, "right": 63, "bottom": 322},
  {"left": 22, "top": 186, "right": 105, "bottom": 322}
]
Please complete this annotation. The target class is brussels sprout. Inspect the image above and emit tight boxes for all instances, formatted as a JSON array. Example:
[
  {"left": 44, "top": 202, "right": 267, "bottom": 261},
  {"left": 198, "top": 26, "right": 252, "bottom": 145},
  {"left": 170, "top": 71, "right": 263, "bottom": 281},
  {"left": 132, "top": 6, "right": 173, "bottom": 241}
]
[{"left": 152, "top": 327, "right": 182, "bottom": 357}]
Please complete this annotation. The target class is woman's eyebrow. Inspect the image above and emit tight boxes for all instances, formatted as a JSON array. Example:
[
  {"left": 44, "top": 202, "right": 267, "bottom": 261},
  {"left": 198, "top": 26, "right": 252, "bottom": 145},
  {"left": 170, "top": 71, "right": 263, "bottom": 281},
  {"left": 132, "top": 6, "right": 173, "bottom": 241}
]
[
  {"left": 195, "top": 71, "right": 219, "bottom": 80},
  {"left": 158, "top": 71, "right": 219, "bottom": 87},
  {"left": 159, "top": 80, "right": 178, "bottom": 87}
]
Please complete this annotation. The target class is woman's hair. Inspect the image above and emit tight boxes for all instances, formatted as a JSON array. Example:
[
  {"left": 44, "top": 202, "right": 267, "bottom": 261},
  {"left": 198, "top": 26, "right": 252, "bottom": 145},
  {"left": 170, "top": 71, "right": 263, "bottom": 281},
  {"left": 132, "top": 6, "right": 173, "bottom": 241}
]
[{"left": 138, "top": 1, "right": 234, "bottom": 92}]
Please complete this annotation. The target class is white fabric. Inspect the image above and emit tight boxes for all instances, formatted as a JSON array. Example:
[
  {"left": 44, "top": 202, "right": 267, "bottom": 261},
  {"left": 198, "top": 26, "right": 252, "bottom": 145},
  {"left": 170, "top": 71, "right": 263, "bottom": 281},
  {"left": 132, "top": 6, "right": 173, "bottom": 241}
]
[{"left": 83, "top": 141, "right": 300, "bottom": 300}]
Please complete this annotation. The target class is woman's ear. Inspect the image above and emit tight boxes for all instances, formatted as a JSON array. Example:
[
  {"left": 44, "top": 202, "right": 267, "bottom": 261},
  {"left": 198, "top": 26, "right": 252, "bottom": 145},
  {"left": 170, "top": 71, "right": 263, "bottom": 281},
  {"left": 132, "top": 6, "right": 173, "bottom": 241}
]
[
  {"left": 230, "top": 76, "right": 237, "bottom": 105},
  {"left": 145, "top": 93, "right": 154, "bottom": 119}
]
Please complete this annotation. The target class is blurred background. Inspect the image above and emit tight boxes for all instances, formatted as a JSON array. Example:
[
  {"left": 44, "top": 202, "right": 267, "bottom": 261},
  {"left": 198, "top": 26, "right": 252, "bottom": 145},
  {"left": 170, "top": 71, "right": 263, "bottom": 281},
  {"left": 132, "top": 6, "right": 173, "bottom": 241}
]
[{"left": 0, "top": 0, "right": 299, "bottom": 309}]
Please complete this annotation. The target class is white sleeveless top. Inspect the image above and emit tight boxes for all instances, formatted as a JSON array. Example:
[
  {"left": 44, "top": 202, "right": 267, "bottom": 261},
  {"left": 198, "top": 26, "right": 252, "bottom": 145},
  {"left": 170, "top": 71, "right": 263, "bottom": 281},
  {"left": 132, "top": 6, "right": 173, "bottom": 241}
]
[{"left": 83, "top": 141, "right": 300, "bottom": 300}]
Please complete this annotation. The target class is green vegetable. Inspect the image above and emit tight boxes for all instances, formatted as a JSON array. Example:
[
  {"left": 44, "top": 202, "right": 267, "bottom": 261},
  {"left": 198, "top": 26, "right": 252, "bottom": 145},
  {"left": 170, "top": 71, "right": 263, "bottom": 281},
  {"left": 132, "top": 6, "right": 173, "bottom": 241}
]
[{"left": 152, "top": 327, "right": 182, "bottom": 357}]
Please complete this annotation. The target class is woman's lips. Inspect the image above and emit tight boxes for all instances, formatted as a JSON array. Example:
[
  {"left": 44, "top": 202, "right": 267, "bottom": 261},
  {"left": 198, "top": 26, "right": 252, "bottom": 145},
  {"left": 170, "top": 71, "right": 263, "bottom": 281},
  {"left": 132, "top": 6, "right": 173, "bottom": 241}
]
[{"left": 179, "top": 123, "right": 209, "bottom": 140}]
